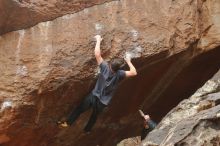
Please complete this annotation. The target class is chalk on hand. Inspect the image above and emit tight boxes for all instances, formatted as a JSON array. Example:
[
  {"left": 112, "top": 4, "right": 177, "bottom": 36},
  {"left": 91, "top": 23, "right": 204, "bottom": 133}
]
[
  {"left": 94, "top": 35, "right": 102, "bottom": 41},
  {"left": 125, "top": 52, "right": 132, "bottom": 60}
]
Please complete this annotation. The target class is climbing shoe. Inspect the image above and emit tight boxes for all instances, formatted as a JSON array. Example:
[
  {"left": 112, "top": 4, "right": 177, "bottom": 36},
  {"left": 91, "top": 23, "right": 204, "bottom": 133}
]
[
  {"left": 59, "top": 121, "right": 69, "bottom": 128},
  {"left": 83, "top": 130, "right": 91, "bottom": 135}
]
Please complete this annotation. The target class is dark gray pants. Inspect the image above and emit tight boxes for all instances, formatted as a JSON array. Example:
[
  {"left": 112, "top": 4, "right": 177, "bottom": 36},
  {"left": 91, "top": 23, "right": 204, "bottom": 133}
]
[
  {"left": 67, "top": 93, "right": 106, "bottom": 132},
  {"left": 141, "top": 120, "right": 157, "bottom": 140}
]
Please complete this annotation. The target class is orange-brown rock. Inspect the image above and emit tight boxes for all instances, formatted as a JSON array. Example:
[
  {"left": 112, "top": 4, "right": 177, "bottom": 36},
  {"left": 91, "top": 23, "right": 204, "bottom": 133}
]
[
  {"left": 0, "top": 0, "right": 220, "bottom": 146},
  {"left": 0, "top": 0, "right": 113, "bottom": 35}
]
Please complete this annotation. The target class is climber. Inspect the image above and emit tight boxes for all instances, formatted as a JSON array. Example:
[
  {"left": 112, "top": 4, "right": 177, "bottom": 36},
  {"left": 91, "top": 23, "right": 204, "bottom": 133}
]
[
  {"left": 58, "top": 35, "right": 137, "bottom": 133},
  {"left": 140, "top": 113, "right": 157, "bottom": 140}
]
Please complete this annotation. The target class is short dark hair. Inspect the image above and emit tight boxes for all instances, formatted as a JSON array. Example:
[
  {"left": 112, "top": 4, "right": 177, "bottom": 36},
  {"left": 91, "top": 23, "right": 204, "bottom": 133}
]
[{"left": 110, "top": 58, "right": 124, "bottom": 72}]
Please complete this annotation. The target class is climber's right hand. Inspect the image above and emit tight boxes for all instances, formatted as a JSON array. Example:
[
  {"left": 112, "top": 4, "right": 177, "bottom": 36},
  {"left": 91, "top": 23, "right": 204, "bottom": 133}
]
[
  {"left": 94, "top": 35, "right": 103, "bottom": 42},
  {"left": 124, "top": 52, "right": 132, "bottom": 62}
]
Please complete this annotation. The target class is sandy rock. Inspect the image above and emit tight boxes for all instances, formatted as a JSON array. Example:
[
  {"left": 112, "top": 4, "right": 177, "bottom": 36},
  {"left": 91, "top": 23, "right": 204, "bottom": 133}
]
[{"left": 117, "top": 137, "right": 141, "bottom": 146}]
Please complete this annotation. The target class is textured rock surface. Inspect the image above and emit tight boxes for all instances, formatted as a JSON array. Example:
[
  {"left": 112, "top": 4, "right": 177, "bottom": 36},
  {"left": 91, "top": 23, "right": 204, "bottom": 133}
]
[
  {"left": 0, "top": 0, "right": 220, "bottom": 146},
  {"left": 0, "top": 0, "right": 113, "bottom": 35},
  {"left": 117, "top": 137, "right": 140, "bottom": 146},
  {"left": 142, "top": 70, "right": 220, "bottom": 146}
]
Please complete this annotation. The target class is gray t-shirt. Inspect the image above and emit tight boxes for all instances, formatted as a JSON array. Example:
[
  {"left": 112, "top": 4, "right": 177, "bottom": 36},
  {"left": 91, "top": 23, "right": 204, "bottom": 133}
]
[{"left": 92, "top": 61, "right": 126, "bottom": 105}]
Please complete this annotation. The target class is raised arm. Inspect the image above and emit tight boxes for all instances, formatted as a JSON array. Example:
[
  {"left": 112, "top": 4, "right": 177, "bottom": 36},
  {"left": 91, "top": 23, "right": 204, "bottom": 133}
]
[
  {"left": 124, "top": 54, "right": 137, "bottom": 77},
  {"left": 94, "top": 35, "right": 103, "bottom": 65}
]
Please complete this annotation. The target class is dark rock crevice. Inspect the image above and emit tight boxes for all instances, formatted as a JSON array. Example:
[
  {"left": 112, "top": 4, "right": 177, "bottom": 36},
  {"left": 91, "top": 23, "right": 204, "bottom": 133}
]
[
  {"left": 147, "top": 46, "right": 220, "bottom": 121},
  {"left": 140, "top": 51, "right": 220, "bottom": 146}
]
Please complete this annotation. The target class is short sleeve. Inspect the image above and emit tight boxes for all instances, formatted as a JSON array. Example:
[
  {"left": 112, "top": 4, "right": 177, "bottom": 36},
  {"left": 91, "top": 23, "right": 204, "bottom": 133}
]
[
  {"left": 148, "top": 120, "right": 157, "bottom": 129},
  {"left": 118, "top": 70, "right": 126, "bottom": 80},
  {"left": 99, "top": 61, "right": 109, "bottom": 73}
]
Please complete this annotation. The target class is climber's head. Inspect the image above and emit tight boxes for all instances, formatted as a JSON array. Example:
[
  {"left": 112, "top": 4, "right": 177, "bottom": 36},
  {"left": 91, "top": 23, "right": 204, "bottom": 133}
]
[
  {"left": 110, "top": 58, "right": 124, "bottom": 72},
  {"left": 144, "top": 115, "right": 150, "bottom": 122}
]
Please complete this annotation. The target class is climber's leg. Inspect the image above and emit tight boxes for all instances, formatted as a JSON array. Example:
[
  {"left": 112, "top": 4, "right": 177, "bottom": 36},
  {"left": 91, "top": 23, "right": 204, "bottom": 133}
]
[
  {"left": 60, "top": 93, "right": 94, "bottom": 127},
  {"left": 84, "top": 97, "right": 106, "bottom": 132}
]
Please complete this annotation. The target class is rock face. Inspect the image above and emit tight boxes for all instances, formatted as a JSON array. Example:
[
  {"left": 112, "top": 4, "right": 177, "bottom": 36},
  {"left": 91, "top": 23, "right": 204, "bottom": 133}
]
[
  {"left": 0, "top": 0, "right": 220, "bottom": 146},
  {"left": 142, "top": 70, "right": 220, "bottom": 146},
  {"left": 0, "top": 0, "right": 113, "bottom": 35}
]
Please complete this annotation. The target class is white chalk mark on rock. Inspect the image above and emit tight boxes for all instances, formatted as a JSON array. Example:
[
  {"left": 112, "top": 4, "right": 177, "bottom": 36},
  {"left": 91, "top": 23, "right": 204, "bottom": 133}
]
[
  {"left": 84, "top": 8, "right": 89, "bottom": 14},
  {"left": 62, "top": 14, "right": 76, "bottom": 20},
  {"left": 125, "top": 46, "right": 143, "bottom": 59},
  {"left": 39, "top": 21, "right": 51, "bottom": 41},
  {"left": 131, "top": 29, "right": 139, "bottom": 39},
  {"left": 16, "top": 65, "right": 28, "bottom": 76},
  {"left": 95, "top": 23, "right": 104, "bottom": 35},
  {"left": 95, "top": 23, "right": 104, "bottom": 31},
  {"left": 15, "top": 30, "right": 25, "bottom": 81},
  {"left": 15, "top": 30, "right": 25, "bottom": 63},
  {"left": 17, "top": 30, "right": 25, "bottom": 48},
  {"left": 1, "top": 101, "right": 12, "bottom": 111},
  {"left": 135, "top": 46, "right": 143, "bottom": 53}
]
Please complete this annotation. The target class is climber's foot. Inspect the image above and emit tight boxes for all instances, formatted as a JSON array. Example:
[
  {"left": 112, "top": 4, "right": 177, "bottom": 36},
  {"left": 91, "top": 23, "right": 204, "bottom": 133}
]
[
  {"left": 59, "top": 121, "right": 69, "bottom": 128},
  {"left": 83, "top": 130, "right": 91, "bottom": 136},
  {"left": 57, "top": 121, "right": 62, "bottom": 124},
  {"left": 83, "top": 128, "right": 91, "bottom": 135}
]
